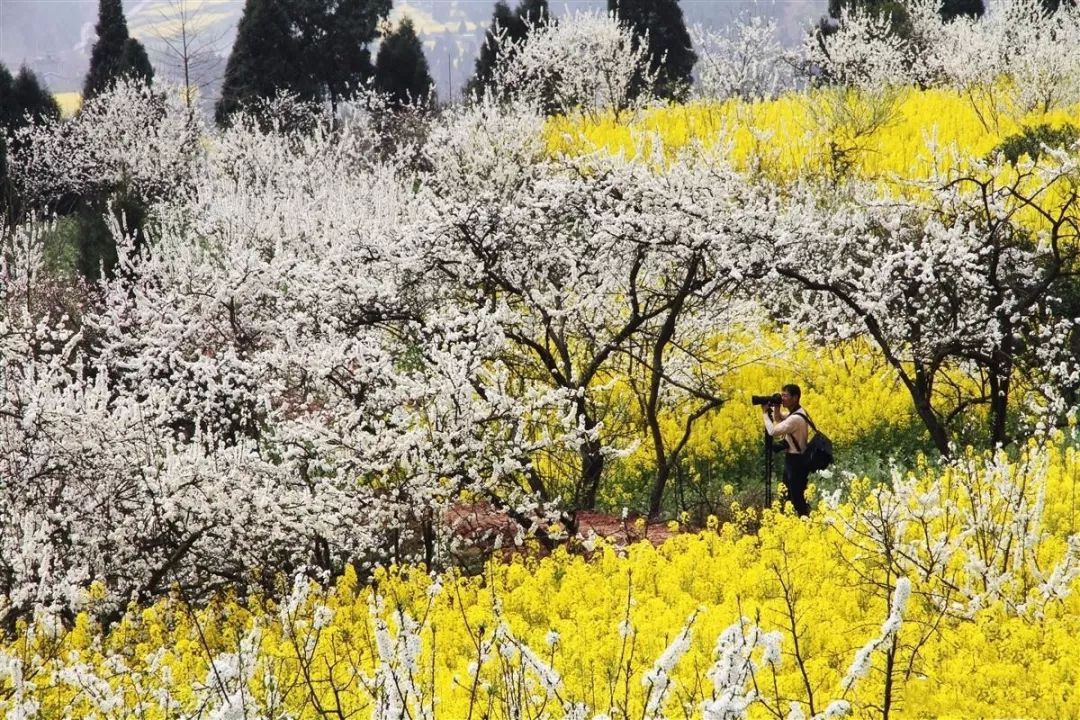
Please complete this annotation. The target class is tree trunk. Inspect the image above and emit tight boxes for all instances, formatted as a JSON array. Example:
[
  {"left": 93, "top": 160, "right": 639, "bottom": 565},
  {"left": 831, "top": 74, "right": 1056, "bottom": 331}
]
[
  {"left": 580, "top": 414, "right": 605, "bottom": 510},
  {"left": 913, "top": 367, "right": 950, "bottom": 455},
  {"left": 647, "top": 462, "right": 672, "bottom": 521},
  {"left": 988, "top": 338, "right": 1013, "bottom": 448},
  {"left": 645, "top": 255, "right": 699, "bottom": 519}
]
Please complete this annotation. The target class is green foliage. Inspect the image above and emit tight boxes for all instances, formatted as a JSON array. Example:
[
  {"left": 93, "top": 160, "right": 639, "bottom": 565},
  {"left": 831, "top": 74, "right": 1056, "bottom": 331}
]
[
  {"left": 820, "top": 0, "right": 981, "bottom": 83},
  {"left": 825, "top": 0, "right": 982, "bottom": 42},
  {"left": 467, "top": 0, "right": 549, "bottom": 100},
  {"left": 37, "top": 215, "right": 83, "bottom": 277},
  {"left": 830, "top": 0, "right": 985, "bottom": 28},
  {"left": 992, "top": 122, "right": 1080, "bottom": 165},
  {"left": 600, "top": 416, "right": 936, "bottom": 519},
  {"left": 315, "top": 0, "right": 391, "bottom": 104},
  {"left": 72, "top": 205, "right": 118, "bottom": 281},
  {"left": 1, "top": 65, "right": 12, "bottom": 206},
  {"left": 608, "top": 0, "right": 697, "bottom": 101},
  {"left": 216, "top": 0, "right": 391, "bottom": 125},
  {"left": 1050, "top": 272, "right": 1080, "bottom": 409},
  {"left": 1, "top": 64, "right": 59, "bottom": 133},
  {"left": 42, "top": 193, "right": 151, "bottom": 282},
  {"left": 374, "top": 18, "right": 434, "bottom": 106},
  {"left": 83, "top": 0, "right": 154, "bottom": 100},
  {"left": 0, "top": 136, "right": 7, "bottom": 205}
]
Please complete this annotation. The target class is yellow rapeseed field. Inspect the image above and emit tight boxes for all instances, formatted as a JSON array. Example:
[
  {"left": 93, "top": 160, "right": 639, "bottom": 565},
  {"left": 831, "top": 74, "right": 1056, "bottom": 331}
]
[
  {"left": 4, "top": 438, "right": 1078, "bottom": 718},
  {"left": 546, "top": 87, "right": 1080, "bottom": 183}
]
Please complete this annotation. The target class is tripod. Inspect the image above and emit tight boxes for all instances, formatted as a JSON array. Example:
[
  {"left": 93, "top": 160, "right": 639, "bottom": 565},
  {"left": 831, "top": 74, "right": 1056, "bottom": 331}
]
[
  {"left": 763, "top": 431, "right": 786, "bottom": 508},
  {"left": 763, "top": 429, "right": 774, "bottom": 507}
]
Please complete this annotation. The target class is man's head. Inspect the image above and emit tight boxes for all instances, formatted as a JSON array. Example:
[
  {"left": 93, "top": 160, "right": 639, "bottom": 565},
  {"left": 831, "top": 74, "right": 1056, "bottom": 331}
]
[{"left": 780, "top": 383, "right": 801, "bottom": 410}]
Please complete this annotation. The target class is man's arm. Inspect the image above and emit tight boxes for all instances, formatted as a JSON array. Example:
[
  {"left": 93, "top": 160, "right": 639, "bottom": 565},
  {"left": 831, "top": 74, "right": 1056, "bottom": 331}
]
[
  {"left": 763, "top": 406, "right": 780, "bottom": 436},
  {"left": 764, "top": 408, "right": 805, "bottom": 438}
]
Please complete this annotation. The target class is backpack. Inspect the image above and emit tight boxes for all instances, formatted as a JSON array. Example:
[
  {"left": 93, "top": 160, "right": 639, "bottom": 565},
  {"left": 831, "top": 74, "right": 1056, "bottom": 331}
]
[{"left": 792, "top": 411, "right": 834, "bottom": 472}]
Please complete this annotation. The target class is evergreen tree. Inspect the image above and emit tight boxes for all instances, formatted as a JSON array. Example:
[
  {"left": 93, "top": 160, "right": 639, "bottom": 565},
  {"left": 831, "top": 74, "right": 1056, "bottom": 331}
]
[
  {"left": 374, "top": 18, "right": 434, "bottom": 106},
  {"left": 467, "top": 0, "right": 548, "bottom": 99},
  {"left": 83, "top": 0, "right": 155, "bottom": 100},
  {"left": 468, "top": 1, "right": 515, "bottom": 98},
  {"left": 12, "top": 66, "right": 61, "bottom": 123},
  {"left": 824, "top": 0, "right": 981, "bottom": 58},
  {"left": 307, "top": 0, "right": 391, "bottom": 105},
  {"left": 216, "top": 0, "right": 390, "bottom": 125},
  {"left": 122, "top": 37, "right": 156, "bottom": 84},
  {"left": 216, "top": 0, "right": 299, "bottom": 123},
  {"left": 0, "top": 64, "right": 17, "bottom": 128},
  {"left": 608, "top": 0, "right": 696, "bottom": 101},
  {"left": 939, "top": 0, "right": 984, "bottom": 20},
  {"left": 1, "top": 64, "right": 60, "bottom": 168},
  {"left": 0, "top": 135, "right": 6, "bottom": 201},
  {"left": 0, "top": 65, "right": 11, "bottom": 205}
]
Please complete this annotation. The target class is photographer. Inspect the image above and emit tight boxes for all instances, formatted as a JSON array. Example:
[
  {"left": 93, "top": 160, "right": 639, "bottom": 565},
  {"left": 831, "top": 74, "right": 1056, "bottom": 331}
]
[{"left": 762, "top": 384, "right": 811, "bottom": 517}]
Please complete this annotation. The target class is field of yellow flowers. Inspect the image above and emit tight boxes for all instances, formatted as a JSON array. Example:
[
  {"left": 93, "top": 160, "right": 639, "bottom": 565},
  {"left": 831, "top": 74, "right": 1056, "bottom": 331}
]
[
  {"left": 3, "top": 438, "right": 1078, "bottom": 718},
  {"left": 546, "top": 86, "right": 1080, "bottom": 183},
  {"left": 596, "top": 330, "right": 925, "bottom": 510}
]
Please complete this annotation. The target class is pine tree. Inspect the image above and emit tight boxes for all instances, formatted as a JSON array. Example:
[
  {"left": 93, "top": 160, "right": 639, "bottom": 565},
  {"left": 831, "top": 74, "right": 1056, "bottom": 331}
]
[
  {"left": 939, "top": 0, "right": 984, "bottom": 20},
  {"left": 467, "top": 0, "right": 548, "bottom": 99},
  {"left": 216, "top": 0, "right": 299, "bottom": 123},
  {"left": 83, "top": 0, "right": 155, "bottom": 100},
  {"left": 122, "top": 37, "right": 156, "bottom": 84},
  {"left": 12, "top": 66, "right": 61, "bottom": 123},
  {"left": 0, "top": 134, "right": 7, "bottom": 200},
  {"left": 468, "top": 1, "right": 515, "bottom": 98},
  {"left": 312, "top": 0, "right": 391, "bottom": 105},
  {"left": 0, "top": 64, "right": 17, "bottom": 128},
  {"left": 608, "top": 0, "right": 696, "bottom": 101},
  {"left": 374, "top": 18, "right": 434, "bottom": 106},
  {"left": 216, "top": 0, "right": 391, "bottom": 125},
  {"left": 0, "top": 65, "right": 12, "bottom": 202}
]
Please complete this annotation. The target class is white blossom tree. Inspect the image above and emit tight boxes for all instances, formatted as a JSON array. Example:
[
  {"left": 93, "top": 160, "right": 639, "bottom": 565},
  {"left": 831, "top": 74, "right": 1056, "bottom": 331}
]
[
  {"left": 492, "top": 9, "right": 657, "bottom": 118},
  {"left": 739, "top": 151, "right": 1080, "bottom": 454},
  {"left": 692, "top": 16, "right": 795, "bottom": 102},
  {"left": 416, "top": 100, "right": 768, "bottom": 518},
  {"left": 9, "top": 79, "right": 201, "bottom": 208},
  {"left": 4, "top": 28, "right": 1080, "bottom": 626},
  {"left": 803, "top": 5, "right": 913, "bottom": 91}
]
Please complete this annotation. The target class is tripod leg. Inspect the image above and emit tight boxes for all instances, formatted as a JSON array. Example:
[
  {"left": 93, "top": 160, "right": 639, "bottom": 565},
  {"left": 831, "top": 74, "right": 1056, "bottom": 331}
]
[{"left": 763, "top": 430, "right": 772, "bottom": 508}]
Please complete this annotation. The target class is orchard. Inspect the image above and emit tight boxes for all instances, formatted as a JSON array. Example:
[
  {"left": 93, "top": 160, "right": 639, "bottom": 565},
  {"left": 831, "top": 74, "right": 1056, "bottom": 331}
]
[{"left": 2, "top": 0, "right": 1080, "bottom": 716}]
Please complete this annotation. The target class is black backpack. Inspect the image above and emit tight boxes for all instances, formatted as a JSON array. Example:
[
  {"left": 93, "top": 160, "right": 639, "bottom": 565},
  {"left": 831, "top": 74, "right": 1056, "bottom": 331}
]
[{"left": 792, "top": 411, "right": 834, "bottom": 472}]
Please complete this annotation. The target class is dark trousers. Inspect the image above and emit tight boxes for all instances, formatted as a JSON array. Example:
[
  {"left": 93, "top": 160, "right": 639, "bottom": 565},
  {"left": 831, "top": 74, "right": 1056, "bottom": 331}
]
[{"left": 783, "top": 453, "right": 811, "bottom": 517}]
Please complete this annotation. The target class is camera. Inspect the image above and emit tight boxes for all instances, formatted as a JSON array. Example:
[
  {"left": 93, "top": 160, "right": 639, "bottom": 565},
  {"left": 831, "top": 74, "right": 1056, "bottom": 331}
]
[{"left": 751, "top": 393, "right": 783, "bottom": 407}]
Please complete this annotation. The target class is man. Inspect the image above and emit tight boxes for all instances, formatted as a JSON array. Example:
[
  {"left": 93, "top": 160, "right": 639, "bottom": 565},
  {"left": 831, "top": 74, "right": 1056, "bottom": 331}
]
[{"left": 762, "top": 383, "right": 811, "bottom": 516}]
